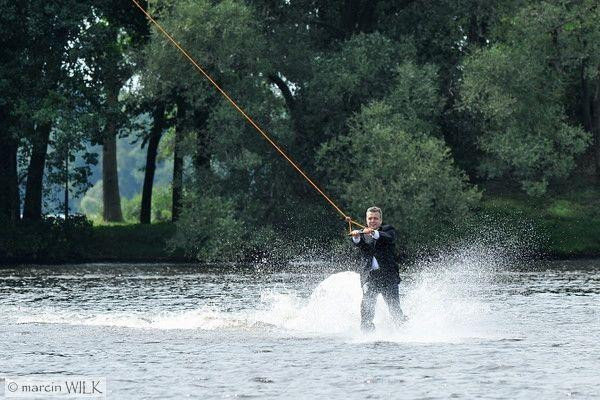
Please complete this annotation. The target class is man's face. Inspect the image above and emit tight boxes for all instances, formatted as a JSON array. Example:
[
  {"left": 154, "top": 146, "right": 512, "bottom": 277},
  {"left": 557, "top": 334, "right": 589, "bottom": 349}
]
[{"left": 366, "top": 212, "right": 382, "bottom": 230}]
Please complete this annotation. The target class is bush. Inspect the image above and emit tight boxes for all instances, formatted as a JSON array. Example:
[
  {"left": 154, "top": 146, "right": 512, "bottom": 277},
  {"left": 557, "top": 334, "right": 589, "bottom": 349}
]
[
  {"left": 0, "top": 215, "right": 94, "bottom": 262},
  {"left": 79, "top": 180, "right": 103, "bottom": 218},
  {"left": 168, "top": 192, "right": 247, "bottom": 262},
  {"left": 122, "top": 185, "right": 172, "bottom": 223},
  {"left": 318, "top": 100, "right": 481, "bottom": 253},
  {"left": 461, "top": 43, "right": 590, "bottom": 195}
]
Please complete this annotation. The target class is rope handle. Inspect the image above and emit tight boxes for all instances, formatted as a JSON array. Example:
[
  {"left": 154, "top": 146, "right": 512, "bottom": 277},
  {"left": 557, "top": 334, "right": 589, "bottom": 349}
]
[{"left": 345, "top": 216, "right": 366, "bottom": 233}]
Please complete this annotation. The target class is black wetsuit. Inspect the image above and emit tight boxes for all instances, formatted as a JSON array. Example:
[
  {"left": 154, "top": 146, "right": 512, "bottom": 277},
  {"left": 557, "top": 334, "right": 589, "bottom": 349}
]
[{"left": 353, "top": 224, "right": 405, "bottom": 331}]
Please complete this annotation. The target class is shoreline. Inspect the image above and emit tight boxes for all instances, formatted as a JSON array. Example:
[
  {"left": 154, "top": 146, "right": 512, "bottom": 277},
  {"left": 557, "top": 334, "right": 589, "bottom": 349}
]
[
  {"left": 2, "top": 251, "right": 600, "bottom": 267},
  {"left": 3, "top": 191, "right": 599, "bottom": 266}
]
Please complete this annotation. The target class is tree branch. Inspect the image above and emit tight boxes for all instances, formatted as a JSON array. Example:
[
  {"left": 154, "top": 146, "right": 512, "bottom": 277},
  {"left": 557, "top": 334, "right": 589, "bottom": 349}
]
[{"left": 268, "top": 73, "right": 297, "bottom": 114}]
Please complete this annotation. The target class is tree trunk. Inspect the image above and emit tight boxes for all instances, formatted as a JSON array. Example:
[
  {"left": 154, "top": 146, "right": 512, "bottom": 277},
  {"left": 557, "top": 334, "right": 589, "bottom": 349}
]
[
  {"left": 172, "top": 126, "right": 184, "bottom": 222},
  {"left": 23, "top": 122, "right": 51, "bottom": 221},
  {"left": 102, "top": 130, "right": 123, "bottom": 222},
  {"left": 64, "top": 145, "right": 69, "bottom": 219},
  {"left": 102, "top": 83, "right": 124, "bottom": 222},
  {"left": 140, "top": 104, "right": 165, "bottom": 224},
  {"left": 268, "top": 73, "right": 311, "bottom": 163},
  {"left": 268, "top": 74, "right": 304, "bottom": 135},
  {"left": 0, "top": 130, "right": 19, "bottom": 224}
]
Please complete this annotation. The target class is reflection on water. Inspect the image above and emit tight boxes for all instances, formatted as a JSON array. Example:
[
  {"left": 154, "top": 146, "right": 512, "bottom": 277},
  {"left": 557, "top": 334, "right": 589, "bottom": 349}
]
[{"left": 1, "top": 254, "right": 599, "bottom": 399}]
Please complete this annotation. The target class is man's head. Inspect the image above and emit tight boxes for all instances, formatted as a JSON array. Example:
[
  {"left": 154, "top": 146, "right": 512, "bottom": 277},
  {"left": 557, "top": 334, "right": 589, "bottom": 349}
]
[{"left": 365, "top": 206, "right": 382, "bottom": 230}]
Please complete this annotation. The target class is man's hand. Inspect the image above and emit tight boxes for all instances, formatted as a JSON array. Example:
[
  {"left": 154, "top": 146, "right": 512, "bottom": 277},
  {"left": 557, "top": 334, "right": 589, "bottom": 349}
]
[
  {"left": 350, "top": 230, "right": 361, "bottom": 238},
  {"left": 363, "top": 227, "right": 374, "bottom": 235}
]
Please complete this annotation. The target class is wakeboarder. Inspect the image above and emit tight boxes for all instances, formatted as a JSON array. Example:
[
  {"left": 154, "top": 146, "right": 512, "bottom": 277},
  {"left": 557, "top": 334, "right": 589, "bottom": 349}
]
[{"left": 349, "top": 206, "right": 406, "bottom": 332}]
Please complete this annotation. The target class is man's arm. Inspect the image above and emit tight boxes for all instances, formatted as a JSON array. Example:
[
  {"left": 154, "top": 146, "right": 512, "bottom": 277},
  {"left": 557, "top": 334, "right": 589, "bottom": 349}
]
[
  {"left": 351, "top": 231, "right": 372, "bottom": 250},
  {"left": 376, "top": 225, "right": 396, "bottom": 243}
]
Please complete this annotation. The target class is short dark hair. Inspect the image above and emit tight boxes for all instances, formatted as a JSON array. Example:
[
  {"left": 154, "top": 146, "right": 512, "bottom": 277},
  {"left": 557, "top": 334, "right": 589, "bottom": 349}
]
[{"left": 366, "top": 206, "right": 382, "bottom": 219}]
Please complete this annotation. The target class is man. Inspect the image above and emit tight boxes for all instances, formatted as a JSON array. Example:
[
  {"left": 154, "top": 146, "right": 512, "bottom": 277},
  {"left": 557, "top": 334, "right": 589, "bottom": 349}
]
[{"left": 349, "top": 206, "right": 406, "bottom": 332}]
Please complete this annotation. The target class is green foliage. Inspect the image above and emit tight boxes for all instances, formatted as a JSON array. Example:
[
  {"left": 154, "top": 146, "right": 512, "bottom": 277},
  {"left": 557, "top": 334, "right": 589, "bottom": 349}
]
[
  {"left": 4, "top": 0, "right": 600, "bottom": 262},
  {"left": 84, "top": 181, "right": 173, "bottom": 224},
  {"left": 460, "top": 2, "right": 594, "bottom": 195},
  {"left": 482, "top": 189, "right": 600, "bottom": 257},
  {"left": 304, "top": 33, "right": 409, "bottom": 139},
  {"left": 143, "top": 0, "right": 268, "bottom": 100},
  {"left": 547, "top": 200, "right": 581, "bottom": 218},
  {"left": 169, "top": 192, "right": 247, "bottom": 262},
  {"left": 0, "top": 216, "right": 94, "bottom": 262},
  {"left": 384, "top": 61, "right": 445, "bottom": 136},
  {"left": 318, "top": 64, "right": 481, "bottom": 251},
  {"left": 80, "top": 180, "right": 103, "bottom": 217},
  {"left": 0, "top": 215, "right": 183, "bottom": 263},
  {"left": 121, "top": 195, "right": 138, "bottom": 222},
  {"left": 122, "top": 185, "right": 172, "bottom": 223},
  {"left": 45, "top": 122, "right": 98, "bottom": 214},
  {"left": 90, "top": 222, "right": 180, "bottom": 261}
]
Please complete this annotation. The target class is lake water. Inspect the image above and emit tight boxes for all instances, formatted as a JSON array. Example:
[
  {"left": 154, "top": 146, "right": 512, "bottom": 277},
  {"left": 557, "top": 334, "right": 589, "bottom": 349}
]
[{"left": 1, "top": 247, "right": 599, "bottom": 399}]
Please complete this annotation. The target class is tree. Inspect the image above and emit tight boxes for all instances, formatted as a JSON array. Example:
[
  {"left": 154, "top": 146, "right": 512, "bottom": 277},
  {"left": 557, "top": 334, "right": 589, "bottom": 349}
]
[
  {"left": 45, "top": 105, "right": 98, "bottom": 218},
  {"left": 0, "top": 1, "right": 21, "bottom": 223},
  {"left": 460, "top": 1, "right": 593, "bottom": 195},
  {"left": 1, "top": 1, "right": 90, "bottom": 221},
  {"left": 71, "top": 0, "right": 149, "bottom": 221},
  {"left": 141, "top": 0, "right": 270, "bottom": 223},
  {"left": 549, "top": 0, "right": 600, "bottom": 179},
  {"left": 139, "top": 103, "right": 167, "bottom": 223},
  {"left": 318, "top": 61, "right": 480, "bottom": 250},
  {"left": 255, "top": 0, "right": 528, "bottom": 179}
]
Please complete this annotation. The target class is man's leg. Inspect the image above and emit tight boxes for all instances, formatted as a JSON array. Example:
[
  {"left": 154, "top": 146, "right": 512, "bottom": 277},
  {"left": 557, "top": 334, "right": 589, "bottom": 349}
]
[
  {"left": 381, "top": 283, "right": 406, "bottom": 325},
  {"left": 360, "top": 281, "right": 378, "bottom": 332}
]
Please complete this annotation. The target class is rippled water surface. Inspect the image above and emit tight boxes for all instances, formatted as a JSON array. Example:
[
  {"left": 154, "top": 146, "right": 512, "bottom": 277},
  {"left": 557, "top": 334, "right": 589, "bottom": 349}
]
[{"left": 1, "top": 252, "right": 599, "bottom": 399}]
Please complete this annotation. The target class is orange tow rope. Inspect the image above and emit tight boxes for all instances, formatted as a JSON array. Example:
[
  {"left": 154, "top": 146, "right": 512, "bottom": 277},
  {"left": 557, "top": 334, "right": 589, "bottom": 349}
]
[{"left": 130, "top": 0, "right": 365, "bottom": 231}]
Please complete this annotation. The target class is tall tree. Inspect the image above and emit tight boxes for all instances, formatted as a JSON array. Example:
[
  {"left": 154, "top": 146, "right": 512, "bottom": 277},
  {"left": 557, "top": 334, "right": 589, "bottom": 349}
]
[
  {"left": 73, "top": 1, "right": 149, "bottom": 221},
  {"left": 141, "top": 0, "right": 270, "bottom": 221},
  {"left": 101, "top": 73, "right": 124, "bottom": 222},
  {"left": 460, "top": 1, "right": 595, "bottom": 194},
  {"left": 560, "top": 0, "right": 600, "bottom": 179},
  {"left": 23, "top": 123, "right": 51, "bottom": 220},
  {"left": 0, "top": 1, "right": 21, "bottom": 223},
  {"left": 0, "top": 119, "right": 19, "bottom": 224},
  {"left": 45, "top": 108, "right": 97, "bottom": 218},
  {"left": 256, "top": 0, "right": 527, "bottom": 179},
  {"left": 317, "top": 61, "right": 480, "bottom": 250},
  {"left": 1, "top": 1, "right": 89, "bottom": 221},
  {"left": 139, "top": 103, "right": 166, "bottom": 224}
]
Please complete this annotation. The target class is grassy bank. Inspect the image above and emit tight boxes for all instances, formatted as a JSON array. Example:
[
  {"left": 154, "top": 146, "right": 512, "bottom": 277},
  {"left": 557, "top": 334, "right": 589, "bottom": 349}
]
[
  {"left": 2, "top": 188, "right": 599, "bottom": 264},
  {"left": 83, "top": 192, "right": 600, "bottom": 261},
  {"left": 88, "top": 222, "right": 184, "bottom": 262},
  {"left": 481, "top": 187, "right": 600, "bottom": 258},
  {"left": 0, "top": 219, "right": 185, "bottom": 264}
]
